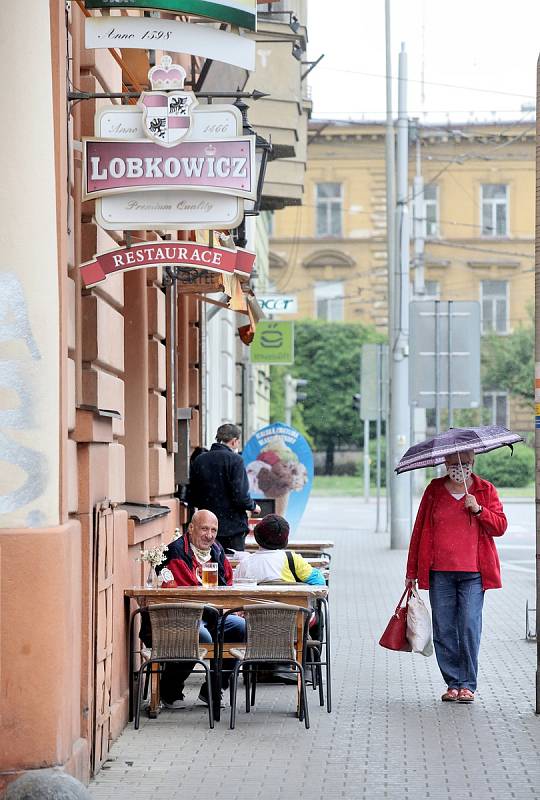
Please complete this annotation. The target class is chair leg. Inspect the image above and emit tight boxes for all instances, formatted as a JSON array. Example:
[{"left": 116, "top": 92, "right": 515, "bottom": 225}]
[
  {"left": 297, "top": 663, "right": 310, "bottom": 730},
  {"left": 203, "top": 663, "right": 214, "bottom": 729},
  {"left": 250, "top": 666, "right": 257, "bottom": 707},
  {"left": 134, "top": 664, "right": 147, "bottom": 730},
  {"left": 229, "top": 663, "right": 241, "bottom": 730},
  {"left": 317, "top": 663, "right": 324, "bottom": 707},
  {"left": 245, "top": 665, "right": 251, "bottom": 713}
]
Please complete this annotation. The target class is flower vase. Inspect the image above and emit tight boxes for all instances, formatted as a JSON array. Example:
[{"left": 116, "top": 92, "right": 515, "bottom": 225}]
[{"left": 146, "top": 565, "right": 159, "bottom": 589}]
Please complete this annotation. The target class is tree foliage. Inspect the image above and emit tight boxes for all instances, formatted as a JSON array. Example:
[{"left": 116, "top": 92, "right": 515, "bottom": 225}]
[
  {"left": 482, "top": 323, "right": 533, "bottom": 403},
  {"left": 270, "top": 320, "right": 383, "bottom": 472}
]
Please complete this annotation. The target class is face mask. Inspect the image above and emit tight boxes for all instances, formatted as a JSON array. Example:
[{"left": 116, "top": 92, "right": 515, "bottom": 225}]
[{"left": 447, "top": 463, "right": 472, "bottom": 483}]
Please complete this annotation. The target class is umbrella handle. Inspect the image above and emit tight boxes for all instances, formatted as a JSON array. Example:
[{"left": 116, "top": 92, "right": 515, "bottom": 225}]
[{"left": 457, "top": 452, "right": 470, "bottom": 495}]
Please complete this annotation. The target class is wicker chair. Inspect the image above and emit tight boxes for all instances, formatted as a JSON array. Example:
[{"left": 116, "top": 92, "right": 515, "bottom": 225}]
[
  {"left": 220, "top": 603, "right": 311, "bottom": 730},
  {"left": 134, "top": 602, "right": 218, "bottom": 730}
]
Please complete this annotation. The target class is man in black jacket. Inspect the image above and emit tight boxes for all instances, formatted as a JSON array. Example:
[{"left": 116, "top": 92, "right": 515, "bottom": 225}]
[{"left": 189, "top": 423, "right": 260, "bottom": 551}]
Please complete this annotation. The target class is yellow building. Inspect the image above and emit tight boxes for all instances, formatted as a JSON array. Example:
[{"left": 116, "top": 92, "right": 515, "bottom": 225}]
[{"left": 270, "top": 120, "right": 535, "bottom": 430}]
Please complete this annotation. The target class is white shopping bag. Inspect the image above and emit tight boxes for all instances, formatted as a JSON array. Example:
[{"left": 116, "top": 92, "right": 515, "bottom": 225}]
[{"left": 406, "top": 588, "right": 433, "bottom": 657}]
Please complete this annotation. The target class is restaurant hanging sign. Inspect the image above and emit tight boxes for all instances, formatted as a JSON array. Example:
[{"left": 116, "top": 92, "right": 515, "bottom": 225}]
[
  {"left": 82, "top": 57, "right": 255, "bottom": 230},
  {"left": 80, "top": 240, "right": 255, "bottom": 287},
  {"left": 85, "top": 16, "right": 256, "bottom": 71},
  {"left": 84, "top": 0, "right": 257, "bottom": 31}
]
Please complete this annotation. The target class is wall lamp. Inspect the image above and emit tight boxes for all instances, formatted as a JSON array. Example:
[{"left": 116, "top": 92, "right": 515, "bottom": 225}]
[{"left": 234, "top": 99, "right": 273, "bottom": 217}]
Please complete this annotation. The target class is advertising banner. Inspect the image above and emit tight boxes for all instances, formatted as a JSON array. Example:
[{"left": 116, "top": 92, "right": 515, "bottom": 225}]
[
  {"left": 242, "top": 423, "right": 314, "bottom": 534},
  {"left": 85, "top": 16, "right": 256, "bottom": 70},
  {"left": 250, "top": 320, "right": 294, "bottom": 364},
  {"left": 258, "top": 294, "right": 298, "bottom": 315},
  {"left": 84, "top": 0, "right": 258, "bottom": 31}
]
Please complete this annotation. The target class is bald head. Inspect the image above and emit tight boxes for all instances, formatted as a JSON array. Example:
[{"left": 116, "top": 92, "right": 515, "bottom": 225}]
[{"left": 189, "top": 510, "right": 219, "bottom": 551}]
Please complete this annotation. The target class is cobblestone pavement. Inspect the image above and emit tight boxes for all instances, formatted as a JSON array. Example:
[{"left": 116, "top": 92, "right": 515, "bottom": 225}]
[{"left": 89, "top": 497, "right": 539, "bottom": 800}]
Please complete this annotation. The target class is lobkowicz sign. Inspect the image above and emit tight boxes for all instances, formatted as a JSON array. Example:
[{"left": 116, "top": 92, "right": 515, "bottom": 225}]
[
  {"left": 80, "top": 57, "right": 256, "bottom": 286},
  {"left": 82, "top": 57, "right": 256, "bottom": 230}
]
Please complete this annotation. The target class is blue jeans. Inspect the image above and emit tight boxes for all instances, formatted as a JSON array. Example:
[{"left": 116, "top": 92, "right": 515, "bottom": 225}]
[
  {"left": 429, "top": 571, "right": 484, "bottom": 692},
  {"left": 160, "top": 614, "right": 246, "bottom": 703}
]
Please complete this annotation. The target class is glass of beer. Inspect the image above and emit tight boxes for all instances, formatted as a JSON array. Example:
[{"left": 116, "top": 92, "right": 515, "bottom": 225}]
[{"left": 201, "top": 562, "right": 218, "bottom": 587}]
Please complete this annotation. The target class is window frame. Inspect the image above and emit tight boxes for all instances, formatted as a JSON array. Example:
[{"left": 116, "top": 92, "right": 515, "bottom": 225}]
[
  {"left": 480, "top": 183, "right": 509, "bottom": 238},
  {"left": 424, "top": 183, "right": 439, "bottom": 238},
  {"left": 482, "top": 390, "right": 509, "bottom": 427},
  {"left": 314, "top": 280, "right": 345, "bottom": 321},
  {"left": 480, "top": 279, "right": 509, "bottom": 335},
  {"left": 315, "top": 182, "right": 343, "bottom": 238}
]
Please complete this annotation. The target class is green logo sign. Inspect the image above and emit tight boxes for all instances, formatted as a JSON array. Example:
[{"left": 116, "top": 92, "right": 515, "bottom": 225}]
[
  {"left": 84, "top": 1, "right": 257, "bottom": 31},
  {"left": 250, "top": 321, "right": 294, "bottom": 365}
]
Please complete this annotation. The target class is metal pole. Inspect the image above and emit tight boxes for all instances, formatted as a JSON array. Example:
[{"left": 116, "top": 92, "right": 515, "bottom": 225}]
[
  {"left": 376, "top": 345, "right": 382, "bottom": 531},
  {"left": 535, "top": 61, "right": 540, "bottom": 714},
  {"left": 364, "top": 418, "right": 370, "bottom": 503},
  {"left": 448, "top": 300, "right": 453, "bottom": 428},
  {"left": 435, "top": 300, "right": 441, "bottom": 434},
  {"left": 413, "top": 127, "right": 425, "bottom": 295},
  {"left": 389, "top": 43, "right": 411, "bottom": 549},
  {"left": 385, "top": 0, "right": 396, "bottom": 530}
]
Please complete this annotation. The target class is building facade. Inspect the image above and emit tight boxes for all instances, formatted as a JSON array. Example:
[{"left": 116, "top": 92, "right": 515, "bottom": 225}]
[
  {"left": 270, "top": 120, "right": 535, "bottom": 430},
  {"left": 0, "top": 0, "right": 310, "bottom": 789}
]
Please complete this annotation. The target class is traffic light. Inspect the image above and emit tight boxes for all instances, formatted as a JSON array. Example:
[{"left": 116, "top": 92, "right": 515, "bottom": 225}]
[
  {"left": 284, "top": 374, "right": 309, "bottom": 425},
  {"left": 352, "top": 393, "right": 361, "bottom": 413}
]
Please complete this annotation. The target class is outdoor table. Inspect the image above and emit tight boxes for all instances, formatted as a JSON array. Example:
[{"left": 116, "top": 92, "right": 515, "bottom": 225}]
[
  {"left": 125, "top": 583, "right": 329, "bottom": 721},
  {"left": 228, "top": 555, "right": 330, "bottom": 569},
  {"left": 244, "top": 537, "right": 335, "bottom": 554}
]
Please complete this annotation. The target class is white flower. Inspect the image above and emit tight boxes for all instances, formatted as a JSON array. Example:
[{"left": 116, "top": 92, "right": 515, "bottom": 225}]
[{"left": 137, "top": 542, "right": 168, "bottom": 568}]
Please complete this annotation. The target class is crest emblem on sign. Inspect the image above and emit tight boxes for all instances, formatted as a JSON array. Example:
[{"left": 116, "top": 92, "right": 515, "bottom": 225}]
[{"left": 138, "top": 56, "right": 198, "bottom": 147}]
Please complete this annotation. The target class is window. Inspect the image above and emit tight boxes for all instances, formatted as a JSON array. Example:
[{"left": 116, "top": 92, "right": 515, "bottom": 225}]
[
  {"left": 314, "top": 281, "right": 344, "bottom": 321},
  {"left": 424, "top": 184, "right": 439, "bottom": 237},
  {"left": 481, "top": 184, "right": 508, "bottom": 236},
  {"left": 424, "top": 280, "right": 440, "bottom": 299},
  {"left": 316, "top": 183, "right": 342, "bottom": 237},
  {"left": 481, "top": 280, "right": 508, "bottom": 334},
  {"left": 483, "top": 391, "right": 508, "bottom": 427}
]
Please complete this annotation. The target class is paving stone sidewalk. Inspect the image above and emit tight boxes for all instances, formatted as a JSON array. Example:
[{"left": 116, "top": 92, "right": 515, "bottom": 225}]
[{"left": 89, "top": 497, "right": 539, "bottom": 800}]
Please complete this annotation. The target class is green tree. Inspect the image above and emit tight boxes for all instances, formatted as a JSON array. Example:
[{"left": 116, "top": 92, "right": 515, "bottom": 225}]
[
  {"left": 270, "top": 320, "right": 382, "bottom": 473},
  {"left": 482, "top": 322, "right": 533, "bottom": 403}
]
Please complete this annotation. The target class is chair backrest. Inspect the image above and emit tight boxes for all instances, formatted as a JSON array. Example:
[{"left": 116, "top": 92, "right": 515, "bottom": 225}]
[
  {"left": 242, "top": 602, "right": 307, "bottom": 661},
  {"left": 146, "top": 603, "right": 205, "bottom": 660}
]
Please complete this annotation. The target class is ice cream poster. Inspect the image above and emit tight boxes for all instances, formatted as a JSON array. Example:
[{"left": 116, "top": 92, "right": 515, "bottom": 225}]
[{"left": 242, "top": 423, "right": 314, "bottom": 534}]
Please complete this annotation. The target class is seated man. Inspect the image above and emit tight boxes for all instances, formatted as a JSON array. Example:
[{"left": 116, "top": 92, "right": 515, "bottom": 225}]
[
  {"left": 148, "top": 509, "right": 245, "bottom": 709},
  {"left": 234, "top": 514, "right": 326, "bottom": 586}
]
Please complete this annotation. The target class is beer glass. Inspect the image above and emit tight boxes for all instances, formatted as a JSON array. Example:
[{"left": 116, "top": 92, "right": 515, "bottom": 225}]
[{"left": 201, "top": 562, "right": 218, "bottom": 587}]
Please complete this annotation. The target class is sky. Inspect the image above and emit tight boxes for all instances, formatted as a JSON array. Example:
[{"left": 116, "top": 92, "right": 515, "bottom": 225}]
[{"left": 307, "top": 0, "right": 540, "bottom": 125}]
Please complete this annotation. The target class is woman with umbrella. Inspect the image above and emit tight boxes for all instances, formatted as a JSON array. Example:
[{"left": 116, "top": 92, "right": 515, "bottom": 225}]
[{"left": 400, "top": 426, "right": 521, "bottom": 703}]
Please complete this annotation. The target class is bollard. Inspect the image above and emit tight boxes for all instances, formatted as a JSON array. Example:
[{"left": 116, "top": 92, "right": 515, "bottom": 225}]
[{"left": 5, "top": 769, "right": 92, "bottom": 800}]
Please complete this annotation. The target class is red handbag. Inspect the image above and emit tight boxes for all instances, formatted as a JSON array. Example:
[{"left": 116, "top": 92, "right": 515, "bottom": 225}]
[{"left": 379, "top": 588, "right": 412, "bottom": 652}]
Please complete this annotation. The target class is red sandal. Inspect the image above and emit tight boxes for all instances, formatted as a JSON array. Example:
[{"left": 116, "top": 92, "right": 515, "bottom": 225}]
[
  {"left": 457, "top": 688, "right": 475, "bottom": 702},
  {"left": 441, "top": 688, "right": 459, "bottom": 702}
]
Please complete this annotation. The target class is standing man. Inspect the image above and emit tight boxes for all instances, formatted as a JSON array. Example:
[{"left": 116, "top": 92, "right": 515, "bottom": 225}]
[{"left": 189, "top": 423, "right": 260, "bottom": 551}]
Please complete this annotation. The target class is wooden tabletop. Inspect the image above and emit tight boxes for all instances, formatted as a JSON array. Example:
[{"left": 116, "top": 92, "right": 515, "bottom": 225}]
[{"left": 125, "top": 584, "right": 328, "bottom": 605}]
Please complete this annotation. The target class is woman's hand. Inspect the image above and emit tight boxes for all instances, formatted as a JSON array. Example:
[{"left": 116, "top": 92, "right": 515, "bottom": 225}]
[
  {"left": 405, "top": 578, "right": 416, "bottom": 589},
  {"left": 464, "top": 493, "right": 481, "bottom": 514}
]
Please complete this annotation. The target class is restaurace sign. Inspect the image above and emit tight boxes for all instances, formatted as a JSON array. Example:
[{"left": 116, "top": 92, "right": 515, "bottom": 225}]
[
  {"left": 82, "top": 57, "right": 255, "bottom": 229},
  {"left": 84, "top": 0, "right": 258, "bottom": 31},
  {"left": 80, "top": 240, "right": 255, "bottom": 287}
]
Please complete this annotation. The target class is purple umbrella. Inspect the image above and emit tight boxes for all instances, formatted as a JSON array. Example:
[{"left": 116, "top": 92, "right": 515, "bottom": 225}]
[{"left": 395, "top": 425, "right": 523, "bottom": 475}]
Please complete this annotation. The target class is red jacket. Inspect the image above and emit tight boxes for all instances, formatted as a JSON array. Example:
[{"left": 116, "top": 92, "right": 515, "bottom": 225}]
[{"left": 406, "top": 474, "right": 507, "bottom": 590}]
